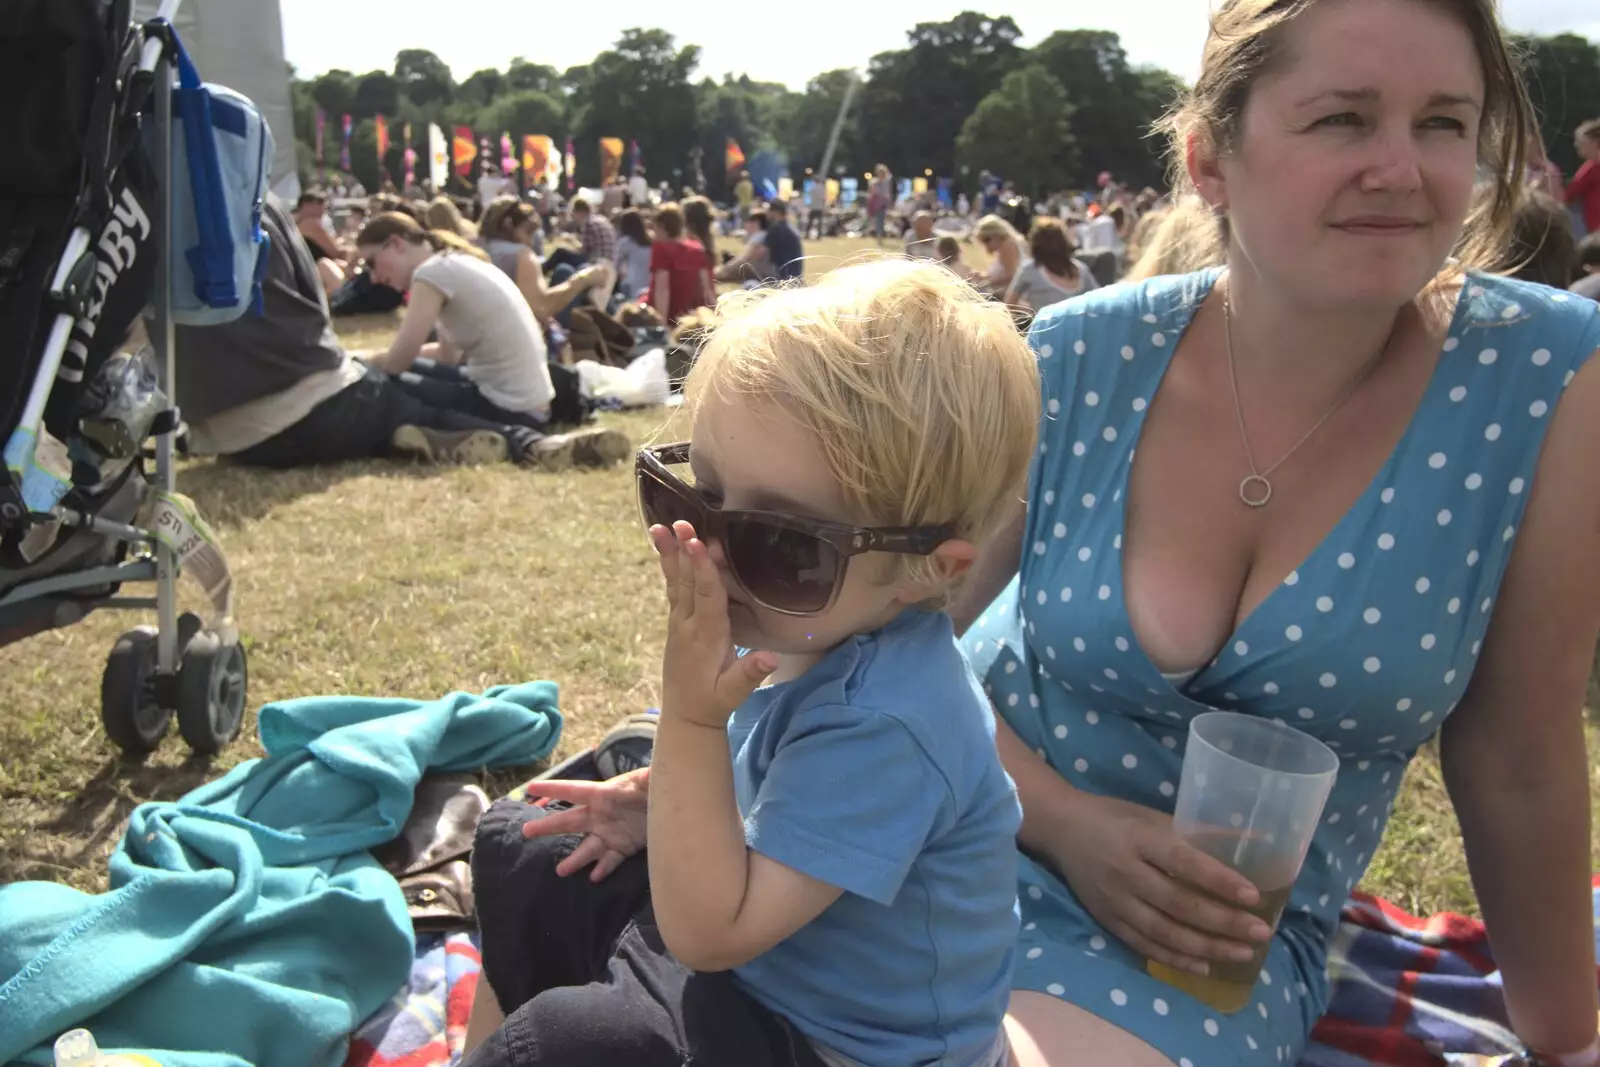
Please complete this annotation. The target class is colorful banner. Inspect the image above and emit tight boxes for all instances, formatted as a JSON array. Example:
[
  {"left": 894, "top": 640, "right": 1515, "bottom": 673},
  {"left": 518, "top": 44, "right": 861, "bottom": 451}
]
[
  {"left": 339, "top": 113, "right": 352, "bottom": 173},
  {"left": 840, "top": 177, "right": 859, "bottom": 206},
  {"left": 912, "top": 176, "right": 928, "bottom": 196},
  {"left": 452, "top": 126, "right": 476, "bottom": 179},
  {"left": 564, "top": 138, "right": 576, "bottom": 193},
  {"left": 629, "top": 139, "right": 642, "bottom": 176},
  {"left": 725, "top": 138, "right": 745, "bottom": 176},
  {"left": 523, "top": 135, "right": 554, "bottom": 190},
  {"left": 937, "top": 177, "right": 954, "bottom": 207},
  {"left": 375, "top": 116, "right": 390, "bottom": 177},
  {"left": 314, "top": 108, "right": 326, "bottom": 172},
  {"left": 428, "top": 123, "right": 448, "bottom": 189},
  {"left": 825, "top": 178, "right": 840, "bottom": 207},
  {"left": 599, "top": 137, "right": 624, "bottom": 186},
  {"left": 403, "top": 123, "right": 416, "bottom": 188},
  {"left": 500, "top": 132, "right": 517, "bottom": 177},
  {"left": 777, "top": 177, "right": 794, "bottom": 201}
]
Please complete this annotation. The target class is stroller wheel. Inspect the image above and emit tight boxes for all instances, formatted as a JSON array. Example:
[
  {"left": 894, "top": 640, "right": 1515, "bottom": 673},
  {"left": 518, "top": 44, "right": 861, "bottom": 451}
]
[
  {"left": 175, "top": 632, "right": 248, "bottom": 755},
  {"left": 101, "top": 627, "right": 170, "bottom": 755}
]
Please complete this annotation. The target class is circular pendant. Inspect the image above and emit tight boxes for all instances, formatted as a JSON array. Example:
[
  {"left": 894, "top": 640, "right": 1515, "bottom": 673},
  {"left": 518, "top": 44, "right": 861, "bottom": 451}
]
[{"left": 1239, "top": 474, "right": 1273, "bottom": 508}]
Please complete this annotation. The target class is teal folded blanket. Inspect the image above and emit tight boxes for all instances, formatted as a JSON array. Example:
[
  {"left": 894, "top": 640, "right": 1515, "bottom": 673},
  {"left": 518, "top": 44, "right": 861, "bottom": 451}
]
[{"left": 0, "top": 681, "right": 561, "bottom": 1067}]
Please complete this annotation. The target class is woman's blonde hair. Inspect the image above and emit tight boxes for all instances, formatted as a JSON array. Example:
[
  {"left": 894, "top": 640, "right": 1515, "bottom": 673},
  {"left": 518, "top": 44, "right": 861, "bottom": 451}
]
[
  {"left": 684, "top": 258, "right": 1040, "bottom": 601},
  {"left": 357, "top": 212, "right": 489, "bottom": 261},
  {"left": 1155, "top": 0, "right": 1534, "bottom": 276},
  {"left": 1123, "top": 196, "right": 1227, "bottom": 282},
  {"left": 423, "top": 196, "right": 477, "bottom": 238},
  {"left": 975, "top": 214, "right": 1022, "bottom": 245}
]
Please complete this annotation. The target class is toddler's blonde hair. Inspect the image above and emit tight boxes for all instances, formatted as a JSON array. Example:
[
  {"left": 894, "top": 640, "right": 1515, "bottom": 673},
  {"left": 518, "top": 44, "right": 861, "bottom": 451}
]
[{"left": 684, "top": 258, "right": 1040, "bottom": 600}]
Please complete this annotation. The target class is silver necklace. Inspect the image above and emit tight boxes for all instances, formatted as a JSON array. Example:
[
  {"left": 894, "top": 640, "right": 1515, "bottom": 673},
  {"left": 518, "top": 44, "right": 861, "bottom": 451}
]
[{"left": 1222, "top": 286, "right": 1389, "bottom": 508}]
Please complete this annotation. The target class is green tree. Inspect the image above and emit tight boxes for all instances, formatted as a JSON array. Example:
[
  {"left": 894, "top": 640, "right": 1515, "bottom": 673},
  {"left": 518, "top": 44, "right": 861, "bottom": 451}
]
[
  {"left": 956, "top": 65, "right": 1076, "bottom": 197},
  {"left": 353, "top": 70, "right": 400, "bottom": 120},
  {"left": 577, "top": 29, "right": 701, "bottom": 188},
  {"left": 477, "top": 90, "right": 567, "bottom": 144},
  {"left": 858, "top": 13, "right": 1024, "bottom": 181},
  {"left": 1028, "top": 29, "right": 1181, "bottom": 189},
  {"left": 786, "top": 69, "right": 862, "bottom": 177},
  {"left": 459, "top": 68, "right": 507, "bottom": 110},
  {"left": 308, "top": 70, "right": 358, "bottom": 122},
  {"left": 506, "top": 59, "right": 560, "bottom": 96},
  {"left": 394, "top": 49, "right": 454, "bottom": 108},
  {"left": 1519, "top": 33, "right": 1600, "bottom": 179},
  {"left": 693, "top": 75, "right": 800, "bottom": 197}
]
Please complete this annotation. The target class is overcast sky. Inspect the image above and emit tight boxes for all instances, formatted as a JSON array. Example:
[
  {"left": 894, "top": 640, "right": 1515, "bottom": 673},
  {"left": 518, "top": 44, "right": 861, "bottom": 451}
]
[{"left": 282, "top": 0, "right": 1599, "bottom": 89}]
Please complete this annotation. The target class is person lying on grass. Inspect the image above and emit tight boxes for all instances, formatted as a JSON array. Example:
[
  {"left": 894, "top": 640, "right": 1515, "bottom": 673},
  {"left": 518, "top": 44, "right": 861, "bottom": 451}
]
[{"left": 460, "top": 258, "right": 1042, "bottom": 1067}]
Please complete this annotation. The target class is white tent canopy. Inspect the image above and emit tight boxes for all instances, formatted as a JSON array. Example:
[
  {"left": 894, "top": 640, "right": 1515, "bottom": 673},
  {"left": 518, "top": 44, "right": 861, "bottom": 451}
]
[{"left": 133, "top": 0, "right": 301, "bottom": 202}]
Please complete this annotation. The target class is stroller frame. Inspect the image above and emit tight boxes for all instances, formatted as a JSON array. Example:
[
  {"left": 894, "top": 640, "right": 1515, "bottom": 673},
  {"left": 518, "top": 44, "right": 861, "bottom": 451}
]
[{"left": 0, "top": 0, "right": 247, "bottom": 756}]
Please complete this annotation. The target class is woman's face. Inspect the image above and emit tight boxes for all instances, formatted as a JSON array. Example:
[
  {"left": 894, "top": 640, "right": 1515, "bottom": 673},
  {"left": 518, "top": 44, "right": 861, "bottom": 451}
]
[
  {"left": 359, "top": 236, "right": 415, "bottom": 291},
  {"left": 1199, "top": 0, "right": 1485, "bottom": 310}
]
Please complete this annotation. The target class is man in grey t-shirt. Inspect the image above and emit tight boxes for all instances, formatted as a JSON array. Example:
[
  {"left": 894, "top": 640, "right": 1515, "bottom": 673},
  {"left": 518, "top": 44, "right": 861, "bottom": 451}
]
[{"left": 174, "top": 196, "right": 625, "bottom": 471}]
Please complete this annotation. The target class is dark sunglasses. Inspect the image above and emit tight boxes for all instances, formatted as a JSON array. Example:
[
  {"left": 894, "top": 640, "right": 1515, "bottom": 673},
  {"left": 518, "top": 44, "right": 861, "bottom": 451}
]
[{"left": 636, "top": 443, "right": 954, "bottom": 617}]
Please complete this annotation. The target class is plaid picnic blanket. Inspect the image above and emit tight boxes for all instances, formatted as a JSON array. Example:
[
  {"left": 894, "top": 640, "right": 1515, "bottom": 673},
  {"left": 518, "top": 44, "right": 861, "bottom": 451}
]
[
  {"left": 345, "top": 932, "right": 481, "bottom": 1067},
  {"left": 1300, "top": 876, "right": 1600, "bottom": 1067},
  {"left": 346, "top": 878, "right": 1599, "bottom": 1067}
]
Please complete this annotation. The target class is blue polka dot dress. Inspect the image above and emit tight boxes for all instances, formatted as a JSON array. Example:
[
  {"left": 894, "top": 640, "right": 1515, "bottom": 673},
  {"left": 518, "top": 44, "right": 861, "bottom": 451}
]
[{"left": 964, "top": 269, "right": 1600, "bottom": 1067}]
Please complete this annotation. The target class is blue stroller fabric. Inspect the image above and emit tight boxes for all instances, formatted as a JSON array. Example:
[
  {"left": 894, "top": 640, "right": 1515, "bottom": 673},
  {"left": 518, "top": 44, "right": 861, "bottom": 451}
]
[{"left": 0, "top": 681, "right": 562, "bottom": 1067}]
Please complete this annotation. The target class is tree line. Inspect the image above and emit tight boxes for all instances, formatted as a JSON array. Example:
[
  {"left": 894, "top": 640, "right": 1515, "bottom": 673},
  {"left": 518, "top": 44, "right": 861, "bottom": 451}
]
[{"left": 288, "top": 12, "right": 1600, "bottom": 204}]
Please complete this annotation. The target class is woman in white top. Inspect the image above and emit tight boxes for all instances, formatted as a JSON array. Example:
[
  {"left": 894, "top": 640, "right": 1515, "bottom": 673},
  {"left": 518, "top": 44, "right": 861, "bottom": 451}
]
[
  {"left": 973, "top": 214, "right": 1026, "bottom": 296},
  {"left": 357, "top": 212, "right": 628, "bottom": 468}
]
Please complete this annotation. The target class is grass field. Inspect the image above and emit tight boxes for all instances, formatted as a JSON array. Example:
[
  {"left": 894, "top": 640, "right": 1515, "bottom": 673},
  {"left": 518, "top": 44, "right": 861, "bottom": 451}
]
[{"left": 0, "top": 236, "right": 1595, "bottom": 921}]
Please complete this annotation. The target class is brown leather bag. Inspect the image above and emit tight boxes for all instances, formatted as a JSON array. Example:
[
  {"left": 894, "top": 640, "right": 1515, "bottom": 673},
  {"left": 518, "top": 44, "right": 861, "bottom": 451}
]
[{"left": 373, "top": 775, "right": 490, "bottom": 931}]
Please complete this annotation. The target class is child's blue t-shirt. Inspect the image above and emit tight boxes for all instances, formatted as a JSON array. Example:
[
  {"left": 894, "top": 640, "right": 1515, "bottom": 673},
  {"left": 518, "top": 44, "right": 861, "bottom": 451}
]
[{"left": 727, "top": 608, "right": 1022, "bottom": 1067}]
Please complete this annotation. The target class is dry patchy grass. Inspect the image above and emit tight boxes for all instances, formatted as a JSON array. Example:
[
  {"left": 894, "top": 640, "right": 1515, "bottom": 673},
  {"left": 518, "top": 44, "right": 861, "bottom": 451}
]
[{"left": 0, "top": 237, "right": 1594, "bottom": 918}]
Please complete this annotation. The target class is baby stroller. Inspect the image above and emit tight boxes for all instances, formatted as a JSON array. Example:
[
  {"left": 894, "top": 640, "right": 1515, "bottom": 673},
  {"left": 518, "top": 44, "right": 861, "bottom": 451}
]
[{"left": 0, "top": 0, "right": 247, "bottom": 755}]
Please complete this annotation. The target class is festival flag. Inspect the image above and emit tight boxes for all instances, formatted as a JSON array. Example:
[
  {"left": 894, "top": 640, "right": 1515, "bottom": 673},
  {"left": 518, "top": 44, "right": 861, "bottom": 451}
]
[
  {"left": 912, "top": 176, "right": 928, "bottom": 196},
  {"left": 777, "top": 177, "right": 794, "bottom": 201},
  {"left": 428, "top": 123, "right": 448, "bottom": 189},
  {"left": 725, "top": 137, "right": 745, "bottom": 176},
  {"left": 523, "top": 135, "right": 554, "bottom": 190},
  {"left": 629, "top": 139, "right": 642, "bottom": 176},
  {"left": 500, "top": 132, "right": 517, "bottom": 177},
  {"left": 375, "top": 116, "right": 390, "bottom": 177},
  {"left": 564, "top": 138, "right": 576, "bottom": 192},
  {"left": 339, "top": 113, "right": 352, "bottom": 173},
  {"left": 452, "top": 126, "right": 476, "bottom": 179},
  {"left": 314, "top": 108, "right": 326, "bottom": 176},
  {"left": 825, "top": 178, "right": 840, "bottom": 206},
  {"left": 599, "top": 137, "right": 624, "bottom": 185},
  {"left": 403, "top": 122, "right": 416, "bottom": 188}
]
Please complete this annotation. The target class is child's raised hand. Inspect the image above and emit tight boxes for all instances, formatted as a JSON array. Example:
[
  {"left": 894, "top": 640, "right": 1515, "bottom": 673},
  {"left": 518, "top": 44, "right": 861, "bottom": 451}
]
[
  {"left": 650, "top": 520, "right": 776, "bottom": 728},
  {"left": 521, "top": 768, "right": 651, "bottom": 882}
]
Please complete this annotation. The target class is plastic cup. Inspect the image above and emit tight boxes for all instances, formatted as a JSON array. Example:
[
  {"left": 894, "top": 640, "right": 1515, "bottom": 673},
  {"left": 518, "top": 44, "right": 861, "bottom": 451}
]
[{"left": 1147, "top": 711, "right": 1339, "bottom": 1012}]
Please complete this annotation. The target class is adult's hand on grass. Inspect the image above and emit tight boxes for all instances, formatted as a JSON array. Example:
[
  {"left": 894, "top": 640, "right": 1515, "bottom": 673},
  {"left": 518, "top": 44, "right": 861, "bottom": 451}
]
[
  {"left": 521, "top": 767, "right": 650, "bottom": 882},
  {"left": 1037, "top": 791, "right": 1274, "bottom": 976}
]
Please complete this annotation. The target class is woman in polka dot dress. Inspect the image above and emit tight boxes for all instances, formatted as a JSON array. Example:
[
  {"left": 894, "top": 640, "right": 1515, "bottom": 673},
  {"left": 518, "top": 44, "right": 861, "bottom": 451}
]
[{"left": 952, "top": 3, "right": 1600, "bottom": 1067}]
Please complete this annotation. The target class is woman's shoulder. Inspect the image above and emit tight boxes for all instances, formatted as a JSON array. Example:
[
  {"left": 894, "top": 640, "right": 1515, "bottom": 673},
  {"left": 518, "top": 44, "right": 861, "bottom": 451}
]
[
  {"left": 1029, "top": 268, "right": 1220, "bottom": 345},
  {"left": 1459, "top": 271, "right": 1600, "bottom": 359}
]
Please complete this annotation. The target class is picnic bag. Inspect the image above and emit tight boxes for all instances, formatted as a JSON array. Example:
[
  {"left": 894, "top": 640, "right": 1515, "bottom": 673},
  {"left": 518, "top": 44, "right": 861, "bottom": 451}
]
[{"left": 162, "top": 24, "right": 272, "bottom": 326}]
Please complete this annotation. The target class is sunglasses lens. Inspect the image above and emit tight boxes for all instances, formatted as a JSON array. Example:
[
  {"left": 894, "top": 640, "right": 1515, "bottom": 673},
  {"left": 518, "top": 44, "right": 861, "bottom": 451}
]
[
  {"left": 638, "top": 469, "right": 700, "bottom": 532},
  {"left": 726, "top": 517, "right": 840, "bottom": 615}
]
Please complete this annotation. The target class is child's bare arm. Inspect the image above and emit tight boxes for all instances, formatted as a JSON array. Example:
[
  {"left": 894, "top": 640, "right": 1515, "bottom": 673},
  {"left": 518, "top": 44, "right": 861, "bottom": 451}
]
[{"left": 648, "top": 715, "right": 842, "bottom": 972}]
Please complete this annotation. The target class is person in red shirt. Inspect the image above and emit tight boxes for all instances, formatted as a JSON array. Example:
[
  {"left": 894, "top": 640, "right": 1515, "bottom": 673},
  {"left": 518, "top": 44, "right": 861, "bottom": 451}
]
[
  {"left": 1565, "top": 118, "right": 1600, "bottom": 234},
  {"left": 645, "top": 203, "right": 714, "bottom": 325}
]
